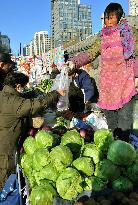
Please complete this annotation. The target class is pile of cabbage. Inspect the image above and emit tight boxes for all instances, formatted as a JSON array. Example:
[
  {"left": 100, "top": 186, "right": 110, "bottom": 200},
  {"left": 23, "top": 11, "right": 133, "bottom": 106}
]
[{"left": 21, "top": 128, "right": 138, "bottom": 205}]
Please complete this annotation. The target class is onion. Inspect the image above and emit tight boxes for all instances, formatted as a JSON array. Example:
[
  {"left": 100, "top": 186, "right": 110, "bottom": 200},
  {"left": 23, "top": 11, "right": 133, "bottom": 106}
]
[
  {"left": 28, "top": 128, "right": 37, "bottom": 137},
  {"left": 79, "top": 129, "right": 87, "bottom": 138},
  {"left": 42, "top": 125, "right": 52, "bottom": 132},
  {"left": 57, "top": 101, "right": 66, "bottom": 108}
]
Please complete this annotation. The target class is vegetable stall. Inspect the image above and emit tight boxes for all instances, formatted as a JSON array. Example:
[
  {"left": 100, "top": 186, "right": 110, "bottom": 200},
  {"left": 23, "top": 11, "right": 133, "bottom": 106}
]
[
  {"left": 18, "top": 78, "right": 138, "bottom": 205},
  {"left": 20, "top": 116, "right": 138, "bottom": 205}
]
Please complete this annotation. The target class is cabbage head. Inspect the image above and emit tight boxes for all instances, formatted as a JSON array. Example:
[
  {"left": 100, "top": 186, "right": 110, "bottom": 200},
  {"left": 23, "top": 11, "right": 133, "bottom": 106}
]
[
  {"left": 82, "top": 143, "right": 102, "bottom": 164},
  {"left": 23, "top": 137, "right": 37, "bottom": 155},
  {"left": 112, "top": 177, "right": 133, "bottom": 192},
  {"left": 94, "top": 159, "right": 120, "bottom": 181},
  {"left": 50, "top": 145, "right": 73, "bottom": 173},
  {"left": 94, "top": 129, "right": 114, "bottom": 153},
  {"left": 21, "top": 154, "right": 33, "bottom": 176},
  {"left": 72, "top": 157, "right": 94, "bottom": 176},
  {"left": 28, "top": 172, "right": 37, "bottom": 188},
  {"left": 126, "top": 160, "right": 138, "bottom": 184},
  {"left": 35, "top": 130, "right": 54, "bottom": 149},
  {"left": 61, "top": 130, "right": 84, "bottom": 158},
  {"left": 34, "top": 163, "right": 59, "bottom": 184},
  {"left": 83, "top": 176, "right": 107, "bottom": 191},
  {"left": 30, "top": 182, "right": 57, "bottom": 205},
  {"left": 107, "top": 140, "right": 136, "bottom": 166},
  {"left": 56, "top": 167, "right": 83, "bottom": 200},
  {"left": 33, "top": 148, "right": 50, "bottom": 171}
]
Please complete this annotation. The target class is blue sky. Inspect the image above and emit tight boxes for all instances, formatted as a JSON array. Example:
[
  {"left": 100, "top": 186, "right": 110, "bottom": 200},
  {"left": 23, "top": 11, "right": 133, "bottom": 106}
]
[{"left": 0, "top": 0, "right": 128, "bottom": 55}]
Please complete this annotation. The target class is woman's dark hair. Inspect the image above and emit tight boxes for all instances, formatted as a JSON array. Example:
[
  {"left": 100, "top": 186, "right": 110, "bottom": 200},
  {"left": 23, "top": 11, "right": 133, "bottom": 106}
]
[
  {"left": 4, "top": 72, "right": 29, "bottom": 88},
  {"left": 64, "top": 50, "right": 69, "bottom": 63},
  {"left": 104, "top": 3, "right": 125, "bottom": 23}
]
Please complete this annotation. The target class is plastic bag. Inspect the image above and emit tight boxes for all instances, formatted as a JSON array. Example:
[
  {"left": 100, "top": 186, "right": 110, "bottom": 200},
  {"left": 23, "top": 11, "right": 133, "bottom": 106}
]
[
  {"left": 85, "top": 112, "right": 108, "bottom": 130},
  {"left": 51, "top": 68, "right": 70, "bottom": 111}
]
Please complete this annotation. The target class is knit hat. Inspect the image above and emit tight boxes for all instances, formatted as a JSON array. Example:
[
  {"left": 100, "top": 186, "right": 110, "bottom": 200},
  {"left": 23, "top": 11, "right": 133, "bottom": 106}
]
[{"left": 0, "top": 53, "right": 14, "bottom": 64}]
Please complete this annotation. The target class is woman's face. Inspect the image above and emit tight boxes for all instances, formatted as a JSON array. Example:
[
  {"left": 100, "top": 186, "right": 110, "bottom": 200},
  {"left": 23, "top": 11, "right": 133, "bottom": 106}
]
[{"left": 104, "top": 12, "right": 118, "bottom": 27}]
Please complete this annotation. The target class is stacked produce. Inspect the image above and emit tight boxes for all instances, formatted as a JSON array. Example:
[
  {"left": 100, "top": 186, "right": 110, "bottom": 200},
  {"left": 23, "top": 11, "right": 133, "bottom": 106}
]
[
  {"left": 37, "top": 79, "right": 53, "bottom": 93},
  {"left": 20, "top": 128, "right": 138, "bottom": 205}
]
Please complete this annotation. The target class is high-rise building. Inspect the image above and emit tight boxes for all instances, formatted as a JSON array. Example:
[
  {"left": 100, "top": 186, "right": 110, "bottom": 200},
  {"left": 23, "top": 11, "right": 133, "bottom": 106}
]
[
  {"left": 33, "top": 31, "right": 51, "bottom": 55},
  {"left": 29, "top": 41, "right": 34, "bottom": 57},
  {"left": 129, "top": 0, "right": 138, "bottom": 16},
  {"left": 23, "top": 44, "right": 30, "bottom": 56},
  {"left": 0, "top": 33, "right": 11, "bottom": 53},
  {"left": 51, "top": 0, "right": 92, "bottom": 48},
  {"left": 23, "top": 31, "right": 51, "bottom": 56}
]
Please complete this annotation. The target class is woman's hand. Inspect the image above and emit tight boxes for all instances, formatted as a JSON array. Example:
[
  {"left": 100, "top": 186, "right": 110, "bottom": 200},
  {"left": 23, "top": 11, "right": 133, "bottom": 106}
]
[
  {"left": 135, "top": 78, "right": 138, "bottom": 92},
  {"left": 57, "top": 89, "right": 66, "bottom": 96}
]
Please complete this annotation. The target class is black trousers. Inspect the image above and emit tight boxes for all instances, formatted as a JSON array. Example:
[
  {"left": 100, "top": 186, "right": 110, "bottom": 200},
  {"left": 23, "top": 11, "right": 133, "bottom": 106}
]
[{"left": 103, "top": 98, "right": 134, "bottom": 140}]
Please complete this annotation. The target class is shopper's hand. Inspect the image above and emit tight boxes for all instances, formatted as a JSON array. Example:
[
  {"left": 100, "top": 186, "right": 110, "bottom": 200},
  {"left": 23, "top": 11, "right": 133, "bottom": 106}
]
[
  {"left": 57, "top": 89, "right": 66, "bottom": 96},
  {"left": 135, "top": 78, "right": 138, "bottom": 92}
]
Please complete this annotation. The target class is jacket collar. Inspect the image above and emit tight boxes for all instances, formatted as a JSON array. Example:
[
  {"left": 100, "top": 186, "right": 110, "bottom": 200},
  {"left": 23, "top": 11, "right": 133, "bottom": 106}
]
[{"left": 2, "top": 85, "right": 20, "bottom": 96}]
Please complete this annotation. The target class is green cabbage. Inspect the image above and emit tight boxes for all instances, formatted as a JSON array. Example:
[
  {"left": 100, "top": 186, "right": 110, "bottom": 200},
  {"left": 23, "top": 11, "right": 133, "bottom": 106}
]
[
  {"left": 94, "top": 159, "right": 120, "bottom": 181},
  {"left": 23, "top": 137, "right": 37, "bottom": 155},
  {"left": 72, "top": 157, "right": 94, "bottom": 176},
  {"left": 21, "top": 154, "right": 33, "bottom": 175},
  {"left": 82, "top": 143, "right": 102, "bottom": 164},
  {"left": 94, "top": 129, "right": 114, "bottom": 153},
  {"left": 126, "top": 160, "right": 138, "bottom": 183},
  {"left": 33, "top": 148, "right": 50, "bottom": 171},
  {"left": 50, "top": 145, "right": 73, "bottom": 173},
  {"left": 30, "top": 183, "right": 57, "bottom": 205},
  {"left": 28, "top": 172, "right": 37, "bottom": 188},
  {"left": 61, "top": 129, "right": 84, "bottom": 158},
  {"left": 56, "top": 167, "right": 83, "bottom": 200},
  {"left": 35, "top": 130, "right": 54, "bottom": 149},
  {"left": 83, "top": 176, "right": 107, "bottom": 191},
  {"left": 112, "top": 177, "right": 133, "bottom": 192},
  {"left": 34, "top": 163, "right": 59, "bottom": 184},
  {"left": 107, "top": 140, "right": 136, "bottom": 166}
]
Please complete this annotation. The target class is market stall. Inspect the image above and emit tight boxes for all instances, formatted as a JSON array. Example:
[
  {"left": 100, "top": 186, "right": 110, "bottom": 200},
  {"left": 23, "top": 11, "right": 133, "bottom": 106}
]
[{"left": 18, "top": 102, "right": 138, "bottom": 205}]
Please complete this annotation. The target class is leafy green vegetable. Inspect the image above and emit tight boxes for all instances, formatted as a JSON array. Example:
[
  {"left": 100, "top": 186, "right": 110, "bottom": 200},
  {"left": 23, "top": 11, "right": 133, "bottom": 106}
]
[
  {"left": 37, "top": 79, "right": 53, "bottom": 93},
  {"left": 56, "top": 167, "right": 83, "bottom": 200},
  {"left": 82, "top": 143, "right": 102, "bottom": 164},
  {"left": 72, "top": 157, "right": 94, "bottom": 176},
  {"left": 61, "top": 129, "right": 84, "bottom": 158},
  {"left": 126, "top": 159, "right": 138, "bottom": 184},
  {"left": 94, "top": 159, "right": 120, "bottom": 181},
  {"left": 55, "top": 116, "right": 69, "bottom": 128},
  {"left": 84, "top": 176, "right": 107, "bottom": 191},
  {"left": 107, "top": 140, "right": 136, "bottom": 166},
  {"left": 21, "top": 154, "right": 33, "bottom": 175},
  {"left": 94, "top": 129, "right": 114, "bottom": 153},
  {"left": 35, "top": 130, "right": 54, "bottom": 149},
  {"left": 50, "top": 145, "right": 73, "bottom": 173},
  {"left": 28, "top": 172, "right": 37, "bottom": 188},
  {"left": 23, "top": 137, "right": 37, "bottom": 155},
  {"left": 33, "top": 148, "right": 50, "bottom": 171},
  {"left": 34, "top": 163, "right": 59, "bottom": 184},
  {"left": 30, "top": 182, "right": 56, "bottom": 205},
  {"left": 112, "top": 177, "right": 133, "bottom": 192}
]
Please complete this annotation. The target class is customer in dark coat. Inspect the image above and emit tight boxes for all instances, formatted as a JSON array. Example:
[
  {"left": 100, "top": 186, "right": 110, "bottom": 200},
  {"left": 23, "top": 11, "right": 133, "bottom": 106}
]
[
  {"left": 0, "top": 72, "right": 64, "bottom": 189},
  {"left": 67, "top": 66, "right": 99, "bottom": 112}
]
